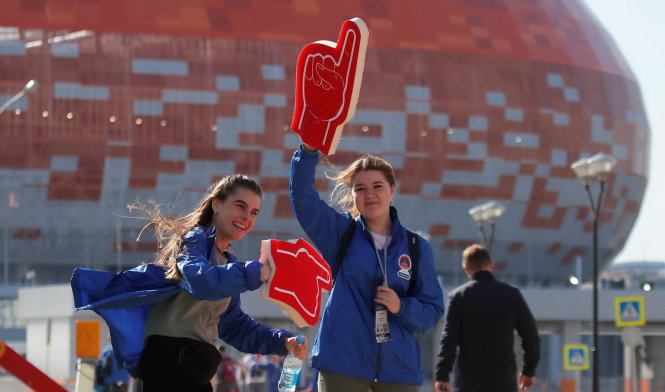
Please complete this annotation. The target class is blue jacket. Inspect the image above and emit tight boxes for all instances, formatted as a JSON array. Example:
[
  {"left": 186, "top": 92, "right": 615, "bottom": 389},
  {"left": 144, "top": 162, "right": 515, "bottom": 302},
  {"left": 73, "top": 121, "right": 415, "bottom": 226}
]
[
  {"left": 289, "top": 147, "right": 445, "bottom": 386},
  {"left": 72, "top": 225, "right": 292, "bottom": 376}
]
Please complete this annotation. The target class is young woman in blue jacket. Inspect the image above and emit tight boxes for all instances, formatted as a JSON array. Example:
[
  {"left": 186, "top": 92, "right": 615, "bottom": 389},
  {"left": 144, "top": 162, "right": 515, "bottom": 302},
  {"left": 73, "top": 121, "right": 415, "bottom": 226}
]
[
  {"left": 290, "top": 145, "right": 445, "bottom": 392},
  {"left": 72, "top": 174, "right": 307, "bottom": 392}
]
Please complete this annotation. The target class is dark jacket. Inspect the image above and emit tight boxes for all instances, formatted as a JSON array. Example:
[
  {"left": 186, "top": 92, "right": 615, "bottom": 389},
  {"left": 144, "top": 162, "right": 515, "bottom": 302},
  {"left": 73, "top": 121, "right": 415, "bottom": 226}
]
[{"left": 435, "top": 271, "right": 540, "bottom": 392}]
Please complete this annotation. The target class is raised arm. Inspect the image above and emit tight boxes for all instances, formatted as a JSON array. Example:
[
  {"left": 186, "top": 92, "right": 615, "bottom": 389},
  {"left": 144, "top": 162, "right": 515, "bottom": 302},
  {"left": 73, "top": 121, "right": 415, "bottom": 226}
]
[{"left": 289, "top": 145, "right": 353, "bottom": 263}]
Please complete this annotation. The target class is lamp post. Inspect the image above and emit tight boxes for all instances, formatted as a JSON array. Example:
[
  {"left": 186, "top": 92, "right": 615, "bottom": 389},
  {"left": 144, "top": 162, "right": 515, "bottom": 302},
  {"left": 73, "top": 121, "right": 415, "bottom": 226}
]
[
  {"left": 468, "top": 200, "right": 506, "bottom": 252},
  {"left": 0, "top": 80, "right": 37, "bottom": 115},
  {"left": 2, "top": 81, "right": 36, "bottom": 284},
  {"left": 570, "top": 152, "right": 617, "bottom": 392}
]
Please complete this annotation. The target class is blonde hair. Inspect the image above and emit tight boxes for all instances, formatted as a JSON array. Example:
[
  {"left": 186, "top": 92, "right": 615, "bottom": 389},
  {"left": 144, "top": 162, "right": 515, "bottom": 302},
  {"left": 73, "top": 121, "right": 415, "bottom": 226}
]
[
  {"left": 328, "top": 155, "right": 396, "bottom": 217},
  {"left": 129, "top": 174, "right": 262, "bottom": 281}
]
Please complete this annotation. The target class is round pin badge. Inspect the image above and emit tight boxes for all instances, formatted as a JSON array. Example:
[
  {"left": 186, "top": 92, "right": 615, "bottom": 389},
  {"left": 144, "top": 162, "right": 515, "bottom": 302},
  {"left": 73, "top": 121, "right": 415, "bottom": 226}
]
[{"left": 397, "top": 254, "right": 412, "bottom": 280}]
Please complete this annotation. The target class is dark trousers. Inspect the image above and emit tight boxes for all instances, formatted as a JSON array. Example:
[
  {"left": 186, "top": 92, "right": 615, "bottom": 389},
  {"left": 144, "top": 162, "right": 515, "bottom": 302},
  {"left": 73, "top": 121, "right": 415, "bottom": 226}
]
[{"left": 137, "top": 335, "right": 221, "bottom": 392}]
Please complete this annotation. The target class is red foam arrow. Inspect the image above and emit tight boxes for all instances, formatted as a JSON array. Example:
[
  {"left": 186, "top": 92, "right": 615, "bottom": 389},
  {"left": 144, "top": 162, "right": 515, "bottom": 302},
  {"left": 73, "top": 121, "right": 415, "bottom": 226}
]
[{"left": 260, "top": 239, "right": 332, "bottom": 327}]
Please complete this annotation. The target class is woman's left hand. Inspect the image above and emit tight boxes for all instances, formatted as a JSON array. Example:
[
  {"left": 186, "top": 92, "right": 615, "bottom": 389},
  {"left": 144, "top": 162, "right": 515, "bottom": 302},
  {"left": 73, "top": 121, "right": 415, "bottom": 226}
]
[
  {"left": 284, "top": 336, "right": 308, "bottom": 360},
  {"left": 259, "top": 261, "right": 272, "bottom": 282},
  {"left": 375, "top": 285, "right": 402, "bottom": 314}
]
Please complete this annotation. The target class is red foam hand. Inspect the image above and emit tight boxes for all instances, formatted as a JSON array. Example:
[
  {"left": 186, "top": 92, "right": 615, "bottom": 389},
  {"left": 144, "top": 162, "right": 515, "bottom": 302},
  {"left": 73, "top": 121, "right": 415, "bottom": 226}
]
[
  {"left": 260, "top": 238, "right": 332, "bottom": 327},
  {"left": 291, "top": 18, "right": 369, "bottom": 155}
]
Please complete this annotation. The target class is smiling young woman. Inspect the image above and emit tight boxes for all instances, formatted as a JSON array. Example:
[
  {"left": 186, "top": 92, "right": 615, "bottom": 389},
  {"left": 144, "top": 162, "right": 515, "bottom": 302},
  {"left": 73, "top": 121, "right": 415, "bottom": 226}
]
[
  {"left": 131, "top": 175, "right": 268, "bottom": 282},
  {"left": 72, "top": 175, "right": 307, "bottom": 392},
  {"left": 211, "top": 187, "right": 261, "bottom": 248},
  {"left": 289, "top": 144, "right": 444, "bottom": 392},
  {"left": 339, "top": 158, "right": 396, "bottom": 235}
]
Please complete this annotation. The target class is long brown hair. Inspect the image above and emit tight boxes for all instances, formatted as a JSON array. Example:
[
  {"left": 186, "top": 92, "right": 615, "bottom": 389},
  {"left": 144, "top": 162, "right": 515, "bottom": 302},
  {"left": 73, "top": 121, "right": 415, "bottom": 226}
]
[
  {"left": 328, "top": 155, "right": 396, "bottom": 217},
  {"left": 129, "top": 174, "right": 262, "bottom": 281}
]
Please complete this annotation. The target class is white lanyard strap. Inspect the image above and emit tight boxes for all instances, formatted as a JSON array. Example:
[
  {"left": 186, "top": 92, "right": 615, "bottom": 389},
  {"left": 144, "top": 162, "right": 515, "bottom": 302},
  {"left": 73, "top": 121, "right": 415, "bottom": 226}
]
[{"left": 372, "top": 233, "right": 390, "bottom": 286}]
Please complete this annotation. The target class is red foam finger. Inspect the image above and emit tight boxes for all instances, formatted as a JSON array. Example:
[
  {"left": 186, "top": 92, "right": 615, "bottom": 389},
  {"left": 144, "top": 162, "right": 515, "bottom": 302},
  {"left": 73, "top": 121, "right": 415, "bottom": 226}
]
[
  {"left": 334, "top": 19, "right": 362, "bottom": 83},
  {"left": 290, "top": 17, "right": 369, "bottom": 155}
]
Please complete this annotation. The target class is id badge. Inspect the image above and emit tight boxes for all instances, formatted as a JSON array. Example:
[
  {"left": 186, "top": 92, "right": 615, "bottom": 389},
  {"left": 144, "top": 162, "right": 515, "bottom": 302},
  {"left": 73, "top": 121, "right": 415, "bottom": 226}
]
[{"left": 375, "top": 303, "right": 392, "bottom": 343}]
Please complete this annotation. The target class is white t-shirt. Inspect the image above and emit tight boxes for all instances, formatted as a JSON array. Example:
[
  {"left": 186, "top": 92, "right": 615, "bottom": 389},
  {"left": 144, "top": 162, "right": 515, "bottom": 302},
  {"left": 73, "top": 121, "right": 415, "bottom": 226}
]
[{"left": 371, "top": 231, "right": 389, "bottom": 250}]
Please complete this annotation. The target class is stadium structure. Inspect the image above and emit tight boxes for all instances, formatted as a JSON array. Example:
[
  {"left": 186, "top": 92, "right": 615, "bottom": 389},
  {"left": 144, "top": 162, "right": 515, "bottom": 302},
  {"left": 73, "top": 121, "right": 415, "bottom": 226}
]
[
  {"left": 0, "top": 0, "right": 648, "bottom": 287},
  {"left": 0, "top": 1, "right": 657, "bottom": 391}
]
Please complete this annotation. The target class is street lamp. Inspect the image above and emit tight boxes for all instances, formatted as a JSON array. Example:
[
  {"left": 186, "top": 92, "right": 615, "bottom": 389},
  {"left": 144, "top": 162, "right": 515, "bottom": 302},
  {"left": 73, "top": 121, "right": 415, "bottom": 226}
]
[
  {"left": 570, "top": 152, "right": 617, "bottom": 392},
  {"left": 468, "top": 200, "right": 506, "bottom": 252},
  {"left": 0, "top": 80, "right": 37, "bottom": 115}
]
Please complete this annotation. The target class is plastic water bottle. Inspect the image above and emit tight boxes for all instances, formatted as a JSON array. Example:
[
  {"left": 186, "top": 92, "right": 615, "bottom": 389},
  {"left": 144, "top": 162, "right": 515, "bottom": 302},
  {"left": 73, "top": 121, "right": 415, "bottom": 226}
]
[{"left": 277, "top": 335, "right": 305, "bottom": 392}]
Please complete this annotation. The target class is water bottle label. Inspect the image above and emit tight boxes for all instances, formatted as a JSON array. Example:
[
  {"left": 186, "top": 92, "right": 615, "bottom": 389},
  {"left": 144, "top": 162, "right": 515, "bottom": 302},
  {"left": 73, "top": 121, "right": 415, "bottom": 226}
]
[{"left": 278, "top": 369, "right": 299, "bottom": 392}]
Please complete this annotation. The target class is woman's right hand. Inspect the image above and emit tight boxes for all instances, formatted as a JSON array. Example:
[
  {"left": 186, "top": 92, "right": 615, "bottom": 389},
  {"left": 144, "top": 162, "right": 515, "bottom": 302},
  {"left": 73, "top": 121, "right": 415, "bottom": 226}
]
[
  {"left": 259, "top": 262, "right": 272, "bottom": 282},
  {"left": 285, "top": 336, "right": 308, "bottom": 360}
]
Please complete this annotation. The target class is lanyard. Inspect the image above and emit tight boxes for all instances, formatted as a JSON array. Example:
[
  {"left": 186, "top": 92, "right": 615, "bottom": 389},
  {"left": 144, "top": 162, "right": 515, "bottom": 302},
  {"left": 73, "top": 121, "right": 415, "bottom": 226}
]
[
  {"left": 371, "top": 232, "right": 391, "bottom": 286},
  {"left": 372, "top": 229, "right": 393, "bottom": 343}
]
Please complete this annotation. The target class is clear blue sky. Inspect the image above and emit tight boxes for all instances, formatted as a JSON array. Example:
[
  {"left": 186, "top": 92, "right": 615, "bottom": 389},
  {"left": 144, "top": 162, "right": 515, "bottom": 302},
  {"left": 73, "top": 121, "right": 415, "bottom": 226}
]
[{"left": 582, "top": 0, "right": 665, "bottom": 263}]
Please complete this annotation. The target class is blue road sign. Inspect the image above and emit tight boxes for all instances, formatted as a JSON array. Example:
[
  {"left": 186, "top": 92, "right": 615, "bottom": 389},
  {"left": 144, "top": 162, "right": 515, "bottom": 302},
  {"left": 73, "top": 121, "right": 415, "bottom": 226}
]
[
  {"left": 615, "top": 296, "right": 645, "bottom": 327},
  {"left": 563, "top": 344, "right": 589, "bottom": 370}
]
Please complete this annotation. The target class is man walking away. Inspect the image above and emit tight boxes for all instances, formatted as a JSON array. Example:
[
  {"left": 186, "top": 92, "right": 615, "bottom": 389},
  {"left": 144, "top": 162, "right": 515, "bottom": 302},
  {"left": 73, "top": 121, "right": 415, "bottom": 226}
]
[{"left": 435, "top": 244, "right": 540, "bottom": 392}]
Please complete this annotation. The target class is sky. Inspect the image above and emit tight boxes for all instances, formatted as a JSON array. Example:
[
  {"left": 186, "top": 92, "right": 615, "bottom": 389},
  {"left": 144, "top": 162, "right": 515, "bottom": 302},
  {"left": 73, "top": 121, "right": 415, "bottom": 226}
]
[{"left": 582, "top": 0, "right": 665, "bottom": 263}]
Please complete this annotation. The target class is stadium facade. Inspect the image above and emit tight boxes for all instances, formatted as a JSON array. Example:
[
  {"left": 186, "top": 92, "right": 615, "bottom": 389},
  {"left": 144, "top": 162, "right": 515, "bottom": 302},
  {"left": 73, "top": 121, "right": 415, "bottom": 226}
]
[
  {"left": 0, "top": 1, "right": 656, "bottom": 391},
  {"left": 0, "top": 0, "right": 649, "bottom": 288}
]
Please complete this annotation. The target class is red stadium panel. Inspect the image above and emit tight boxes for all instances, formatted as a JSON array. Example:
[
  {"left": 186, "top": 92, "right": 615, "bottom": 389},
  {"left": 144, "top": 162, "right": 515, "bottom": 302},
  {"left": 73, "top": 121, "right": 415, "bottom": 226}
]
[{"left": 0, "top": 0, "right": 649, "bottom": 286}]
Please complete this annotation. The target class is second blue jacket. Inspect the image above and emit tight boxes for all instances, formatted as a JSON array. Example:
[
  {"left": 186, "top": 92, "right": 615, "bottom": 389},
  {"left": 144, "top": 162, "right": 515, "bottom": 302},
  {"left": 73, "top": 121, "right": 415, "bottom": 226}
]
[
  {"left": 72, "top": 225, "right": 291, "bottom": 375},
  {"left": 289, "top": 147, "right": 445, "bottom": 386}
]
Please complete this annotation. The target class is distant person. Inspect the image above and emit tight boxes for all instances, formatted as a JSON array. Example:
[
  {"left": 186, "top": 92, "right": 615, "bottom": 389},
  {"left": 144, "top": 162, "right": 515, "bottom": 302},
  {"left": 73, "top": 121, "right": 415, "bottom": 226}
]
[
  {"left": 215, "top": 345, "right": 239, "bottom": 392},
  {"left": 242, "top": 353, "right": 269, "bottom": 392},
  {"left": 95, "top": 344, "right": 130, "bottom": 392},
  {"left": 290, "top": 144, "right": 445, "bottom": 391},
  {"left": 73, "top": 175, "right": 307, "bottom": 392},
  {"left": 265, "top": 355, "right": 282, "bottom": 392},
  {"left": 304, "top": 367, "right": 319, "bottom": 392},
  {"left": 435, "top": 244, "right": 540, "bottom": 392}
]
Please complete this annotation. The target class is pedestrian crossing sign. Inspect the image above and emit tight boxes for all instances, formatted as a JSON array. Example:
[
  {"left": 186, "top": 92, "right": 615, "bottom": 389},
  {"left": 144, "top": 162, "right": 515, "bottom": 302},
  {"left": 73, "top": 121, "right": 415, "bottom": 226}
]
[
  {"left": 563, "top": 344, "right": 589, "bottom": 370},
  {"left": 615, "top": 296, "right": 645, "bottom": 327}
]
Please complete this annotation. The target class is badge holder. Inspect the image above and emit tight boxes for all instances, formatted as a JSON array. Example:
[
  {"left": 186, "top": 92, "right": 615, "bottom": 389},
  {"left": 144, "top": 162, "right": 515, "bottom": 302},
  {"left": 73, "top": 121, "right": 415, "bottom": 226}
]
[
  {"left": 375, "top": 302, "right": 392, "bottom": 343},
  {"left": 373, "top": 233, "right": 392, "bottom": 343}
]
